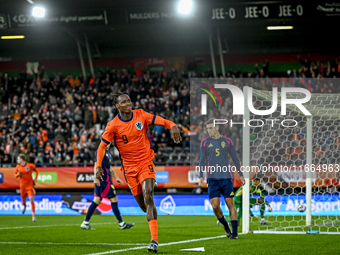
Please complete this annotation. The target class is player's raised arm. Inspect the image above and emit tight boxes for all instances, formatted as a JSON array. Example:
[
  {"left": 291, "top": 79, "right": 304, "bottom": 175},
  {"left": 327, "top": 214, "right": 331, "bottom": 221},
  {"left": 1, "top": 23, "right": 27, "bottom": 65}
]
[
  {"left": 142, "top": 110, "right": 181, "bottom": 144},
  {"left": 96, "top": 122, "right": 114, "bottom": 181},
  {"left": 228, "top": 141, "right": 245, "bottom": 185}
]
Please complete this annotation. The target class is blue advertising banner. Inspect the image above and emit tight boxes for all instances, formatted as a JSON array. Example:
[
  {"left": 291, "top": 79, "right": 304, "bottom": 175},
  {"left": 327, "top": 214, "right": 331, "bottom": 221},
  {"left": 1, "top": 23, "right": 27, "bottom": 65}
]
[
  {"left": 0, "top": 194, "right": 339, "bottom": 216},
  {"left": 155, "top": 171, "right": 169, "bottom": 183},
  {"left": 0, "top": 195, "right": 81, "bottom": 215}
]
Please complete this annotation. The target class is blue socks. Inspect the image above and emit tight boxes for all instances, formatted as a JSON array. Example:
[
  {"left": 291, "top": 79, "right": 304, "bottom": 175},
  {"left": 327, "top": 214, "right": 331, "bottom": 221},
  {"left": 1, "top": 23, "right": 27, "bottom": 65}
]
[
  {"left": 85, "top": 202, "right": 98, "bottom": 222},
  {"left": 231, "top": 220, "right": 238, "bottom": 235},
  {"left": 218, "top": 216, "right": 228, "bottom": 227},
  {"left": 111, "top": 202, "right": 123, "bottom": 223},
  {"left": 84, "top": 201, "right": 123, "bottom": 224}
]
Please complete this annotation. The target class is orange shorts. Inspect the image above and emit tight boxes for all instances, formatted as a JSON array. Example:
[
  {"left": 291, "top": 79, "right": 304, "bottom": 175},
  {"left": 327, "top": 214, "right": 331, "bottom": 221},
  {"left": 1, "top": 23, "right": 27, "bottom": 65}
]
[
  {"left": 21, "top": 187, "right": 36, "bottom": 200},
  {"left": 123, "top": 160, "right": 156, "bottom": 196}
]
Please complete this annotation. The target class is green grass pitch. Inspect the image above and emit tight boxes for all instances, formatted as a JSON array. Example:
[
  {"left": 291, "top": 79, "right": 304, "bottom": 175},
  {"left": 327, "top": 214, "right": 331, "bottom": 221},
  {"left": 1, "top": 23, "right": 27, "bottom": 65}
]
[{"left": 0, "top": 215, "right": 338, "bottom": 255}]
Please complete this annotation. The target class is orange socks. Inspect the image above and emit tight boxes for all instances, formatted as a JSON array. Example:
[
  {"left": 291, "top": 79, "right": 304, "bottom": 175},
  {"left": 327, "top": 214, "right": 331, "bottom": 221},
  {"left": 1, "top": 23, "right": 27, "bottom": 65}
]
[
  {"left": 31, "top": 202, "right": 35, "bottom": 216},
  {"left": 148, "top": 219, "right": 158, "bottom": 243}
]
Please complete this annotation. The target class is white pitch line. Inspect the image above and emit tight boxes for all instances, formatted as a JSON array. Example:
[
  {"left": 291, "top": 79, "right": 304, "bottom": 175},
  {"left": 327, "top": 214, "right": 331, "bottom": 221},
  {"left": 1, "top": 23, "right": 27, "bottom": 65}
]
[
  {"left": 0, "top": 222, "right": 114, "bottom": 230},
  {"left": 85, "top": 234, "right": 238, "bottom": 255},
  {"left": 0, "top": 242, "right": 148, "bottom": 246}
]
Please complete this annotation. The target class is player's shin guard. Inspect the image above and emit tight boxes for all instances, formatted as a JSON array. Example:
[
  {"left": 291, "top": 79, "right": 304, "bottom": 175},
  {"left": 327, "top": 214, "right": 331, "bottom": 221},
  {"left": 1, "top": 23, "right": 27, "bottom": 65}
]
[
  {"left": 231, "top": 220, "right": 238, "bottom": 235},
  {"left": 85, "top": 202, "right": 98, "bottom": 222},
  {"left": 31, "top": 202, "right": 35, "bottom": 216},
  {"left": 111, "top": 202, "right": 123, "bottom": 223},
  {"left": 148, "top": 219, "right": 158, "bottom": 244}
]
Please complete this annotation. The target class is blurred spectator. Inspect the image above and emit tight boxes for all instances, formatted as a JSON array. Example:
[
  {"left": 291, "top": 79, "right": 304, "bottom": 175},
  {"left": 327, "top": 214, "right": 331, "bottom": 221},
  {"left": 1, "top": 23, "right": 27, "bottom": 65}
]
[
  {"left": 0, "top": 58, "right": 339, "bottom": 167},
  {"left": 84, "top": 105, "right": 93, "bottom": 129},
  {"left": 73, "top": 106, "right": 83, "bottom": 126},
  {"left": 158, "top": 132, "right": 169, "bottom": 148},
  {"left": 81, "top": 147, "right": 93, "bottom": 165},
  {"left": 179, "top": 89, "right": 190, "bottom": 113},
  {"left": 98, "top": 106, "right": 109, "bottom": 129},
  {"left": 55, "top": 125, "right": 64, "bottom": 144},
  {"left": 155, "top": 150, "right": 166, "bottom": 164},
  {"left": 152, "top": 131, "right": 160, "bottom": 152}
]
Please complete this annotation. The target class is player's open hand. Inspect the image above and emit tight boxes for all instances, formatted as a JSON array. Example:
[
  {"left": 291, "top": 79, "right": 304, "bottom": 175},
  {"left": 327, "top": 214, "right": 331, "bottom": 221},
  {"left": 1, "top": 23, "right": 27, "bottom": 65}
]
[
  {"left": 240, "top": 176, "right": 246, "bottom": 186},
  {"left": 95, "top": 167, "right": 104, "bottom": 181},
  {"left": 268, "top": 206, "right": 273, "bottom": 212},
  {"left": 116, "top": 179, "right": 123, "bottom": 185},
  {"left": 171, "top": 126, "right": 182, "bottom": 144}
]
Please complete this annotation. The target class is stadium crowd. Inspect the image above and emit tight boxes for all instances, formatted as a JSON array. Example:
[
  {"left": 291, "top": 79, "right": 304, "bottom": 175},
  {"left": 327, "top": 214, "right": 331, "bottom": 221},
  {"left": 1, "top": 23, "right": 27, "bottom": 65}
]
[{"left": 0, "top": 56, "right": 339, "bottom": 167}]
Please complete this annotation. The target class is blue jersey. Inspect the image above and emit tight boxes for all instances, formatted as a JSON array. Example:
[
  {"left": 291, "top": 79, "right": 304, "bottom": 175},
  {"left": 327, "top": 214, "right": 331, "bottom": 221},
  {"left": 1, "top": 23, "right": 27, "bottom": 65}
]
[
  {"left": 95, "top": 150, "right": 113, "bottom": 184},
  {"left": 199, "top": 135, "right": 243, "bottom": 180}
]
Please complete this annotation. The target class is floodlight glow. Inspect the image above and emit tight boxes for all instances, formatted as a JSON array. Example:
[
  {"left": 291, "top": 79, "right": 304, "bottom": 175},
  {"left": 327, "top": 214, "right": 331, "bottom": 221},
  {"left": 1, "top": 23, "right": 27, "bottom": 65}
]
[
  {"left": 32, "top": 7, "right": 45, "bottom": 18},
  {"left": 267, "top": 26, "right": 294, "bottom": 30},
  {"left": 1, "top": 35, "right": 25, "bottom": 39},
  {"left": 178, "top": 0, "right": 193, "bottom": 14}
]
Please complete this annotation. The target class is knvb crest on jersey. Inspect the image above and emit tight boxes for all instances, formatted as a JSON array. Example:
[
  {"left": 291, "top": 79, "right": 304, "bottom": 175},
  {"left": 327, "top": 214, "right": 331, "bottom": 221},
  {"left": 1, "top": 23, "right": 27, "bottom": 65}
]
[
  {"left": 26, "top": 167, "right": 29, "bottom": 171},
  {"left": 135, "top": 121, "right": 143, "bottom": 131}
]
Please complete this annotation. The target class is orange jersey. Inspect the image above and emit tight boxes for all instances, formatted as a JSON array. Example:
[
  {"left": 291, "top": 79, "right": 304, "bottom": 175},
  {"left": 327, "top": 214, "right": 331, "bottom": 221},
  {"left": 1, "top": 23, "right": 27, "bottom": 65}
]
[
  {"left": 101, "top": 109, "right": 176, "bottom": 168},
  {"left": 15, "top": 163, "right": 39, "bottom": 189}
]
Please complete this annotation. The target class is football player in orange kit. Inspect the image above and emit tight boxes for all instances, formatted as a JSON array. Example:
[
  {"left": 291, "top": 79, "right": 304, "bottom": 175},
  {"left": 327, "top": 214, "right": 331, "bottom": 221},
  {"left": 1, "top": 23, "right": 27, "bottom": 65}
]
[
  {"left": 96, "top": 93, "right": 181, "bottom": 253},
  {"left": 15, "top": 154, "right": 39, "bottom": 222}
]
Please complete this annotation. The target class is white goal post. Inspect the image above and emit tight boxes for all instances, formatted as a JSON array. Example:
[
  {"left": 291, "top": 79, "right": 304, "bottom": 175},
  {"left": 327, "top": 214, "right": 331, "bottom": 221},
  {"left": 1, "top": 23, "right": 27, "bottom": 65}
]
[{"left": 242, "top": 82, "right": 340, "bottom": 234}]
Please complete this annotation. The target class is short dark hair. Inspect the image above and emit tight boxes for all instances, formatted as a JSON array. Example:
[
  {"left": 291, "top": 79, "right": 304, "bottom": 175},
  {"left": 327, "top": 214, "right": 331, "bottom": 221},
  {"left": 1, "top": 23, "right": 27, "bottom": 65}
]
[
  {"left": 19, "top": 154, "right": 26, "bottom": 161},
  {"left": 112, "top": 92, "right": 128, "bottom": 107},
  {"left": 205, "top": 118, "right": 215, "bottom": 125}
]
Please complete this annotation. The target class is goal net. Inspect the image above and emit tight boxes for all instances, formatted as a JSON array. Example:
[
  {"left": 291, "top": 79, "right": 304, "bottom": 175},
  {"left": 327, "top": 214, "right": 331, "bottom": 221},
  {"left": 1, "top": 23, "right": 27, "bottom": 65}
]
[
  {"left": 189, "top": 78, "right": 339, "bottom": 234},
  {"left": 243, "top": 79, "right": 340, "bottom": 234}
]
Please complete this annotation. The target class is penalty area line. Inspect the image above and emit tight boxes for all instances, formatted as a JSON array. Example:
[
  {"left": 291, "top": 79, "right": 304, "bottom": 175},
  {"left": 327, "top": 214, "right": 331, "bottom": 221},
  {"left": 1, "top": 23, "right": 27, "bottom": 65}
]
[{"left": 85, "top": 234, "right": 242, "bottom": 255}]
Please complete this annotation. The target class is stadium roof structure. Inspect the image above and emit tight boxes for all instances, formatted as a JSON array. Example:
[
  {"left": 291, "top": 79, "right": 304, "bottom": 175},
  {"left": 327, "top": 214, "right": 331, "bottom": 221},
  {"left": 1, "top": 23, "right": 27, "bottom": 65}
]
[{"left": 0, "top": 0, "right": 339, "bottom": 61}]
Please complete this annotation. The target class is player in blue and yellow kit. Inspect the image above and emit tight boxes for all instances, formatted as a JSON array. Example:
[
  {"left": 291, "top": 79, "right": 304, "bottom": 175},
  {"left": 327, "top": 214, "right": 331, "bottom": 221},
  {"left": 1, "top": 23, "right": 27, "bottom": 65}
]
[
  {"left": 199, "top": 118, "right": 245, "bottom": 239},
  {"left": 81, "top": 143, "right": 134, "bottom": 230}
]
